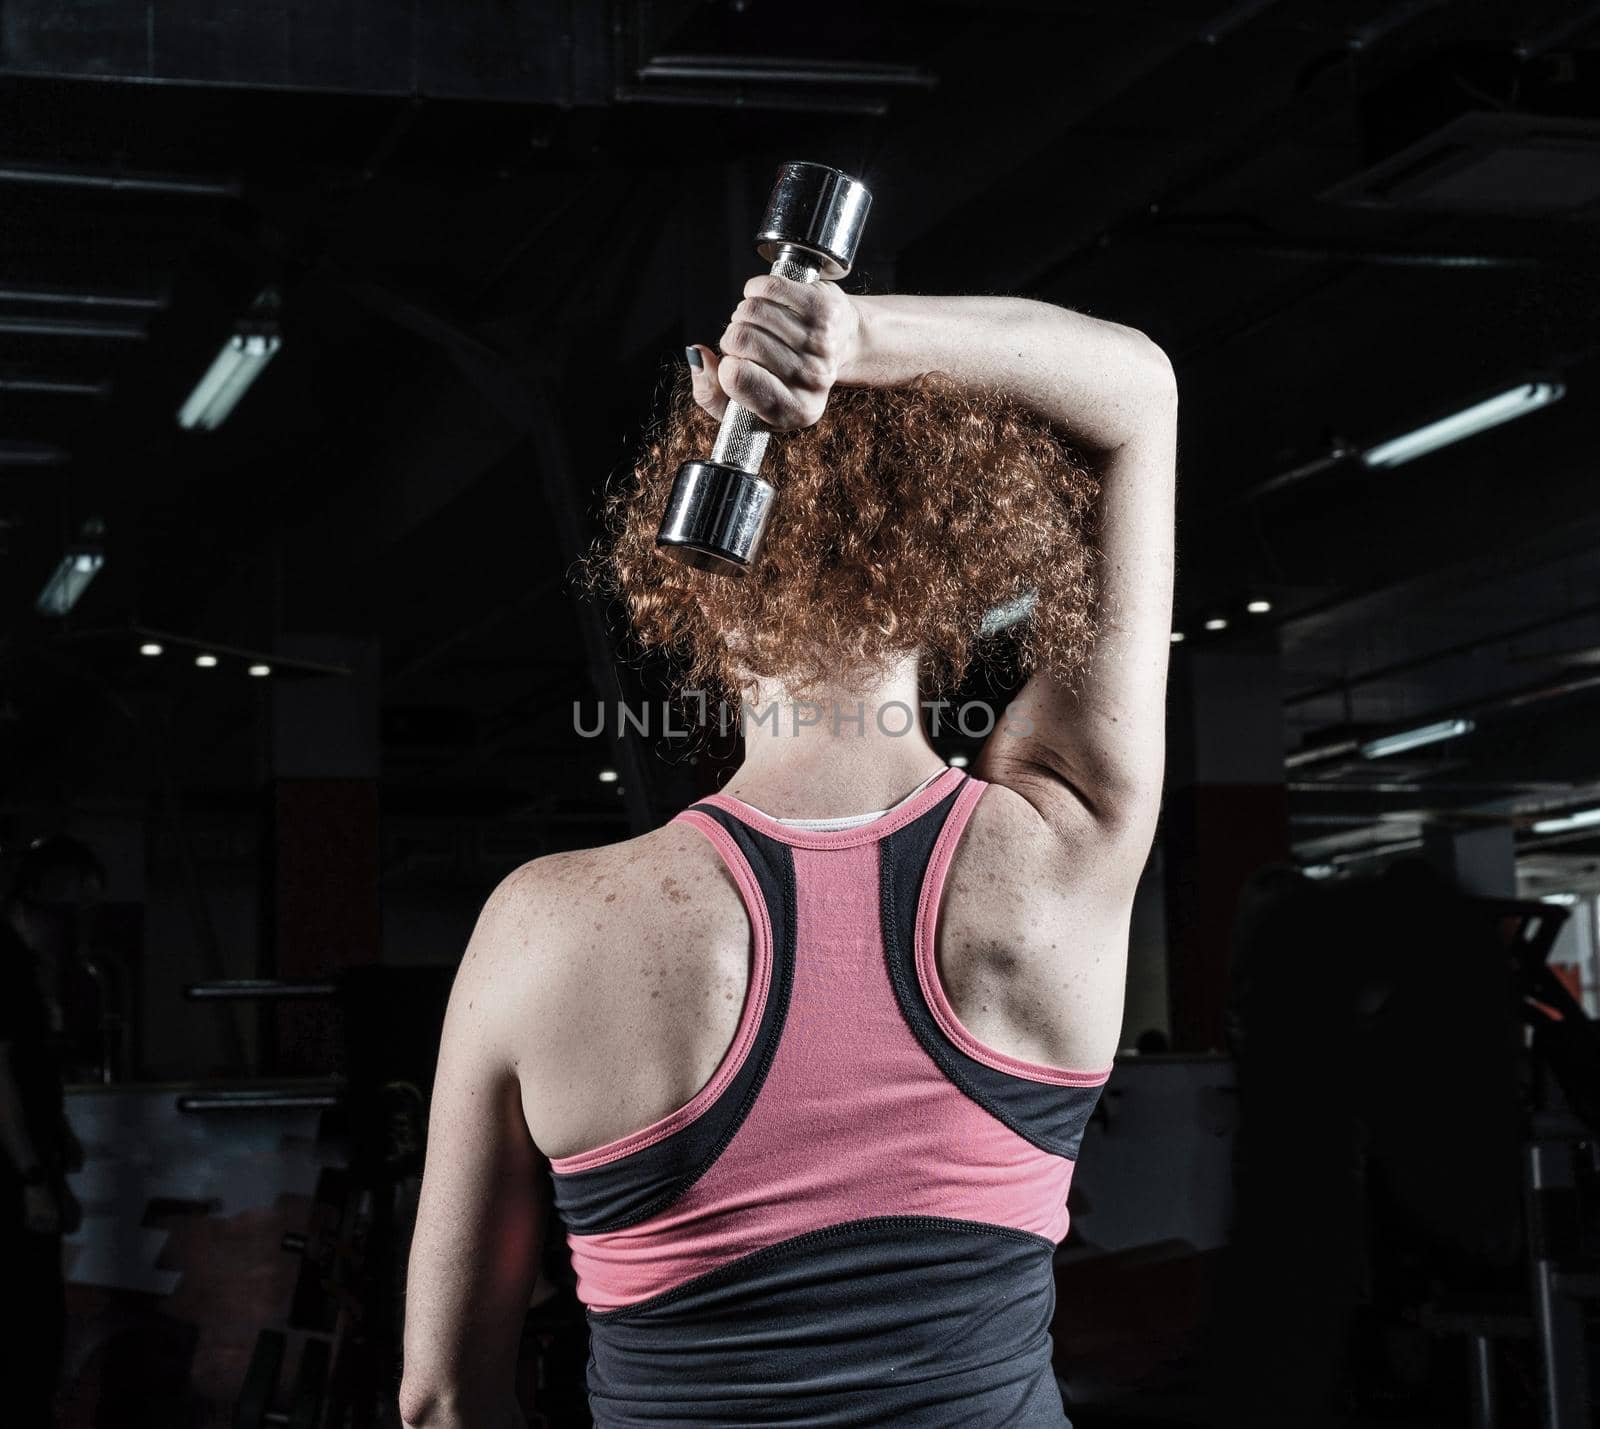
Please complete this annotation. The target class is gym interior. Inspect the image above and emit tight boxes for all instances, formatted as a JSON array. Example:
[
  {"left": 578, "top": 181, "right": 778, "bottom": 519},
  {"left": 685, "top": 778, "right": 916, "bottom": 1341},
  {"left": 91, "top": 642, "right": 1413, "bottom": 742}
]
[{"left": 1, "top": 3, "right": 1598, "bottom": 1426}]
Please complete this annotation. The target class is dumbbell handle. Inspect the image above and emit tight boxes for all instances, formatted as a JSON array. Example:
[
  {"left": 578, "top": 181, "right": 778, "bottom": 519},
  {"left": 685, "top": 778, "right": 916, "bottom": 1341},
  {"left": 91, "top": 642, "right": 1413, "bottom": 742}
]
[
  {"left": 655, "top": 163, "right": 868, "bottom": 575},
  {"left": 709, "top": 245, "right": 823, "bottom": 477}
]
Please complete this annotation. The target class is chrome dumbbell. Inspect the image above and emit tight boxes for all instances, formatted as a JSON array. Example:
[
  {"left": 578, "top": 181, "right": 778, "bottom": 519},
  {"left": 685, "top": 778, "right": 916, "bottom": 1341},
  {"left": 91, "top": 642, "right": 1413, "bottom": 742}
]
[{"left": 655, "top": 161, "right": 871, "bottom": 576}]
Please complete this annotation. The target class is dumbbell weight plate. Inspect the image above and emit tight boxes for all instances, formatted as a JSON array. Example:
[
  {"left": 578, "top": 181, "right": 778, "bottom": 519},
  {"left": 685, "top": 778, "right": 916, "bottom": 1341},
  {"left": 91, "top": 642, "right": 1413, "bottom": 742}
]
[
  {"left": 755, "top": 161, "right": 872, "bottom": 280},
  {"left": 656, "top": 460, "right": 776, "bottom": 575}
]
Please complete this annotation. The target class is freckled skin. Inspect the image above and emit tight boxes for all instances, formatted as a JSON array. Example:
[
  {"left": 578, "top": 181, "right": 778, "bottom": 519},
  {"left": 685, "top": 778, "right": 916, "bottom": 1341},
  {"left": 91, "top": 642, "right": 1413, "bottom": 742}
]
[{"left": 484, "top": 780, "right": 1132, "bottom": 1166}]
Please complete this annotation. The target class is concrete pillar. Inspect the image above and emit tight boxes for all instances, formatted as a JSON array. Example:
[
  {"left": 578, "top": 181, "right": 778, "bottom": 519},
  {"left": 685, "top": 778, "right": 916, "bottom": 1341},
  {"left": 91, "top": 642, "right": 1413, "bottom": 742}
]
[
  {"left": 1162, "top": 642, "right": 1290, "bottom": 1051},
  {"left": 1421, "top": 823, "right": 1516, "bottom": 898},
  {"left": 266, "top": 635, "right": 381, "bottom": 1074}
]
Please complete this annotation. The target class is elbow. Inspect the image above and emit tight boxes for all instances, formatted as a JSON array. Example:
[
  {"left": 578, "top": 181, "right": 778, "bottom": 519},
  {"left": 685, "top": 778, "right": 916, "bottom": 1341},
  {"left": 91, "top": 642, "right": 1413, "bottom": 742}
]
[
  {"left": 1089, "top": 310, "right": 1177, "bottom": 409},
  {"left": 398, "top": 1374, "right": 466, "bottom": 1429},
  {"left": 400, "top": 1362, "right": 515, "bottom": 1428},
  {"left": 397, "top": 1377, "right": 441, "bottom": 1429},
  {"left": 1044, "top": 307, "right": 1177, "bottom": 418},
  {"left": 1132, "top": 331, "right": 1177, "bottom": 407}
]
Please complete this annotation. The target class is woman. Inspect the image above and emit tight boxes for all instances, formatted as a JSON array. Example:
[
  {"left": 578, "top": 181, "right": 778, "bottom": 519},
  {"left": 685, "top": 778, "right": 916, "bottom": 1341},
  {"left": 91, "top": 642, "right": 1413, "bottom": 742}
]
[{"left": 401, "top": 276, "right": 1176, "bottom": 1426}]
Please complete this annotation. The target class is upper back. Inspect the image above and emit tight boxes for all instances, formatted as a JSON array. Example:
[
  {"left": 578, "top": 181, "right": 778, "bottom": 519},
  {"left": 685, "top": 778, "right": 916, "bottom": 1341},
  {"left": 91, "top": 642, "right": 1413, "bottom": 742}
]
[{"left": 513, "top": 766, "right": 1131, "bottom": 1168}]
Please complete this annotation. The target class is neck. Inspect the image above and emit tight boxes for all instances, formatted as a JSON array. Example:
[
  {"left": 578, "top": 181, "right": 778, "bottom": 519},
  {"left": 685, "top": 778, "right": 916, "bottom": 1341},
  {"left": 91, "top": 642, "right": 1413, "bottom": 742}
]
[{"left": 721, "top": 656, "right": 948, "bottom": 819}]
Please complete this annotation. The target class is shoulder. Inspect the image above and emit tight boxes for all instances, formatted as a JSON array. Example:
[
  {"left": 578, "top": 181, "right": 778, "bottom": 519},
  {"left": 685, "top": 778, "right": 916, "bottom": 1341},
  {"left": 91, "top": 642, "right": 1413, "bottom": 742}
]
[
  {"left": 957, "top": 776, "right": 1146, "bottom": 909},
  {"left": 477, "top": 821, "right": 739, "bottom": 951},
  {"left": 447, "top": 821, "right": 745, "bottom": 1048}
]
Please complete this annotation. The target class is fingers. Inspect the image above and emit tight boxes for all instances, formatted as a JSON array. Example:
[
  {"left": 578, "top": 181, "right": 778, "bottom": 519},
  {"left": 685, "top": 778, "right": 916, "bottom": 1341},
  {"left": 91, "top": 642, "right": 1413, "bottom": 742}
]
[
  {"left": 685, "top": 344, "right": 729, "bottom": 422},
  {"left": 683, "top": 274, "right": 842, "bottom": 431},
  {"left": 688, "top": 340, "right": 812, "bottom": 430},
  {"left": 728, "top": 295, "right": 811, "bottom": 354},
  {"left": 742, "top": 273, "right": 828, "bottom": 323},
  {"left": 742, "top": 273, "right": 857, "bottom": 372},
  {"left": 740, "top": 276, "right": 848, "bottom": 361},
  {"left": 720, "top": 316, "right": 821, "bottom": 391},
  {"left": 717, "top": 355, "right": 814, "bottom": 431},
  {"left": 686, "top": 324, "right": 818, "bottom": 430}
]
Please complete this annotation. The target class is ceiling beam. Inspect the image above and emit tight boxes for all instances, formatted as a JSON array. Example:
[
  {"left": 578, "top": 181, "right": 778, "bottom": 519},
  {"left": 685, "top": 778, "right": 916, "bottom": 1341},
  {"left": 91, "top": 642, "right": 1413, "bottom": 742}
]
[{"left": 0, "top": 0, "right": 611, "bottom": 105}]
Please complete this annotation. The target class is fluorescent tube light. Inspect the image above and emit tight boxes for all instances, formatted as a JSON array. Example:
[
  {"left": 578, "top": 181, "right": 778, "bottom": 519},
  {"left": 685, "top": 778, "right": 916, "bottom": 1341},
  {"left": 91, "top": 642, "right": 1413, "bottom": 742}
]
[
  {"left": 177, "top": 331, "right": 281, "bottom": 431},
  {"left": 1204, "top": 617, "right": 1228, "bottom": 632},
  {"left": 979, "top": 589, "right": 1038, "bottom": 637},
  {"left": 1170, "top": 630, "right": 1186, "bottom": 643},
  {"left": 1362, "top": 382, "right": 1564, "bottom": 468},
  {"left": 948, "top": 754, "right": 970, "bottom": 769},
  {"left": 598, "top": 769, "right": 619, "bottom": 783},
  {"left": 139, "top": 642, "right": 163, "bottom": 656},
  {"left": 0, "top": 440, "right": 69, "bottom": 466},
  {"left": 36, "top": 551, "right": 104, "bottom": 616},
  {"left": 1359, "top": 717, "right": 1474, "bottom": 759},
  {"left": 1246, "top": 599, "right": 1272, "bottom": 614},
  {"left": 195, "top": 653, "right": 218, "bottom": 669},
  {"left": 0, "top": 377, "right": 109, "bottom": 398},
  {"left": 248, "top": 663, "right": 271, "bottom": 677},
  {"left": 1532, "top": 807, "right": 1600, "bottom": 836}
]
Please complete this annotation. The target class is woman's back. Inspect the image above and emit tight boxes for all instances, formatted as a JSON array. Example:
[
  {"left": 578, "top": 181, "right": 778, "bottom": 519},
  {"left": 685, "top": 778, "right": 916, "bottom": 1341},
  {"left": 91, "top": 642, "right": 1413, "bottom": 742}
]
[{"left": 515, "top": 766, "right": 1120, "bottom": 1424}]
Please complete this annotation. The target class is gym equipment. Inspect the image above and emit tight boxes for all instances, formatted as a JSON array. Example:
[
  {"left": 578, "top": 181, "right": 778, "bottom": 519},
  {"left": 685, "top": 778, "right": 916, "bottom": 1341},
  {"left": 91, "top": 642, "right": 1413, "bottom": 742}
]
[
  {"left": 235, "top": 1330, "right": 285, "bottom": 1429},
  {"left": 196, "top": 969, "right": 483, "bottom": 1425},
  {"left": 285, "top": 1167, "right": 355, "bottom": 1332},
  {"left": 233, "top": 1329, "right": 333, "bottom": 1429},
  {"left": 655, "top": 160, "right": 871, "bottom": 575}
]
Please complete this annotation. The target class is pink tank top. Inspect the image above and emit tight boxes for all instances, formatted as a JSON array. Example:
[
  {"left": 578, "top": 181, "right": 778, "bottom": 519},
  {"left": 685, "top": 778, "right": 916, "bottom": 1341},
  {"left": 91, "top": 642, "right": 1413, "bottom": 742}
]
[{"left": 546, "top": 765, "right": 1111, "bottom": 1424}]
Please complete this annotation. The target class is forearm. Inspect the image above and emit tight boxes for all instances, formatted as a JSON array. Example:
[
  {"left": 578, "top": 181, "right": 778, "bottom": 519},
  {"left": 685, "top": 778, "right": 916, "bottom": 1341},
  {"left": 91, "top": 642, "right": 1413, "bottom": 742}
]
[
  {"left": 846, "top": 294, "right": 1178, "bottom": 835},
  {"left": 841, "top": 293, "right": 1172, "bottom": 453},
  {"left": 401, "top": 1248, "right": 533, "bottom": 1429}
]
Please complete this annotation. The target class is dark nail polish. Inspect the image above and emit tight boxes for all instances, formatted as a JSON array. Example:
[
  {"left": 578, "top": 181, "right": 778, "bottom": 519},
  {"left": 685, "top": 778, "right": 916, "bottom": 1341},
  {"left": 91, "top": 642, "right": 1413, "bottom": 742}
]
[{"left": 685, "top": 346, "right": 704, "bottom": 370}]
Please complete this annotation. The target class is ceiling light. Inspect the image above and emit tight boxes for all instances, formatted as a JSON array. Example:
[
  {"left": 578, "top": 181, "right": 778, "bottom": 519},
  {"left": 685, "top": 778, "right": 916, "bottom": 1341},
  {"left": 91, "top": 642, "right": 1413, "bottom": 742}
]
[
  {"left": 1531, "top": 807, "right": 1600, "bottom": 836},
  {"left": 979, "top": 589, "right": 1038, "bottom": 637},
  {"left": 177, "top": 332, "right": 280, "bottom": 431},
  {"left": 139, "top": 642, "right": 163, "bottom": 657},
  {"left": 598, "top": 769, "right": 619, "bottom": 783},
  {"left": 248, "top": 663, "right": 271, "bottom": 677},
  {"left": 1361, "top": 381, "right": 1564, "bottom": 468},
  {"left": 36, "top": 550, "right": 103, "bottom": 616},
  {"left": 1539, "top": 892, "right": 1579, "bottom": 906},
  {"left": 0, "top": 377, "right": 110, "bottom": 398},
  {"left": 1359, "top": 717, "right": 1474, "bottom": 759},
  {"left": 1170, "top": 630, "right": 1186, "bottom": 643},
  {"left": 0, "top": 440, "right": 69, "bottom": 466},
  {"left": 1246, "top": 599, "right": 1272, "bottom": 614},
  {"left": 195, "top": 653, "right": 218, "bottom": 668},
  {"left": 1285, "top": 738, "right": 1361, "bottom": 769},
  {"left": 1204, "top": 617, "right": 1228, "bottom": 632},
  {"left": 177, "top": 296, "right": 282, "bottom": 431},
  {"left": 949, "top": 754, "right": 970, "bottom": 769}
]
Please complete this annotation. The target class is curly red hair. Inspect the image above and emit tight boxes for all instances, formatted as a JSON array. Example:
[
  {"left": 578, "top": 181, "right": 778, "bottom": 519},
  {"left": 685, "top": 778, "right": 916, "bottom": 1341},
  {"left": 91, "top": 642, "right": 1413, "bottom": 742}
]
[{"left": 589, "top": 369, "right": 1101, "bottom": 700}]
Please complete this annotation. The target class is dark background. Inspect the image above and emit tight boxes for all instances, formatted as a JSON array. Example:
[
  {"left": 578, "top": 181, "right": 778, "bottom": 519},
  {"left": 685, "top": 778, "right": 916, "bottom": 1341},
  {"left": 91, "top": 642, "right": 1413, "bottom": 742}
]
[{"left": 1, "top": 2, "right": 1598, "bottom": 1426}]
